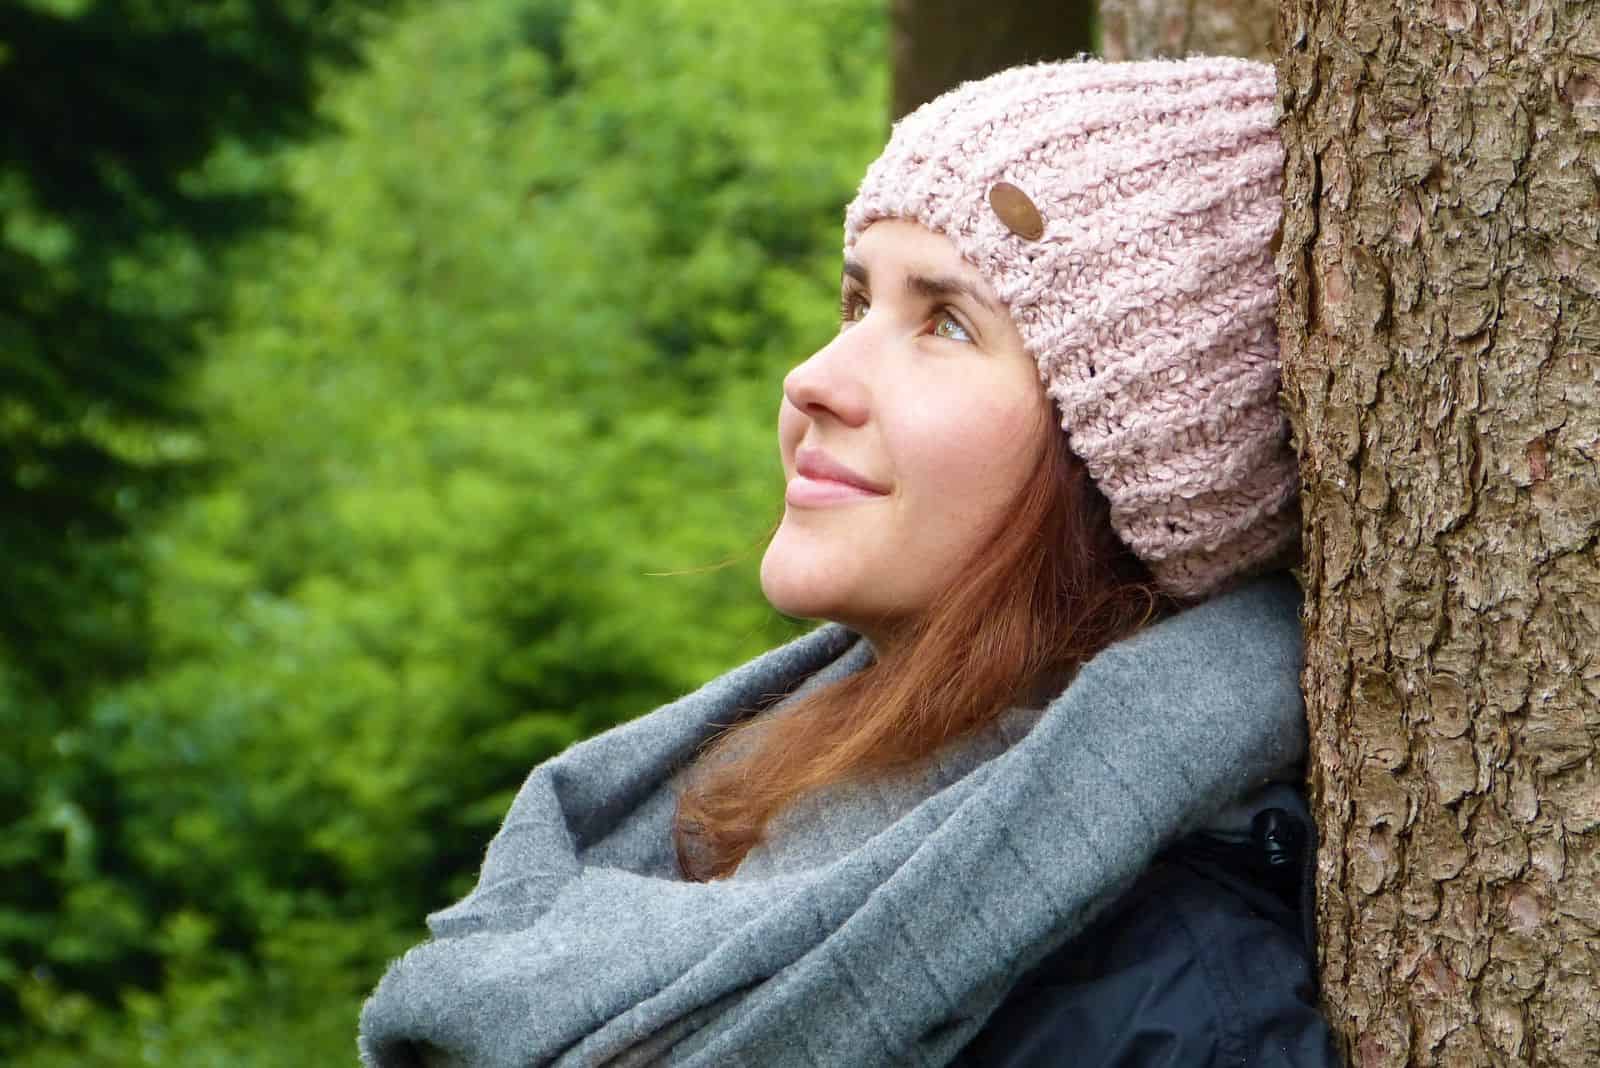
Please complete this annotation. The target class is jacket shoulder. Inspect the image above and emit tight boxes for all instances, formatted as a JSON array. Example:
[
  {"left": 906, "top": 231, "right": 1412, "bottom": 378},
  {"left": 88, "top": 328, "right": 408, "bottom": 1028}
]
[{"left": 951, "top": 828, "right": 1342, "bottom": 1068}]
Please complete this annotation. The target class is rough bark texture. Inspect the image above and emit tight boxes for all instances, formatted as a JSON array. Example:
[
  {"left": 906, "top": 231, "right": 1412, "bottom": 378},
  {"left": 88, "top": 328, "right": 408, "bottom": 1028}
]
[
  {"left": 889, "top": 0, "right": 1094, "bottom": 118},
  {"left": 1276, "top": 1, "right": 1600, "bottom": 1064},
  {"left": 1099, "top": 0, "right": 1278, "bottom": 62}
]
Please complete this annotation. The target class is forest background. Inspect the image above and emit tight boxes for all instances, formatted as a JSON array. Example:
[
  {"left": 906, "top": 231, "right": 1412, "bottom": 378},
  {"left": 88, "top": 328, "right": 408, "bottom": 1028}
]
[{"left": 2, "top": 0, "right": 903, "bottom": 1062}]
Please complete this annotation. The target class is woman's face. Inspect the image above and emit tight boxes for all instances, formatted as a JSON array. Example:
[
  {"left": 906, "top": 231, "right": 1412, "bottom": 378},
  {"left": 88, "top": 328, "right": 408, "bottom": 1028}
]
[{"left": 760, "top": 219, "right": 1053, "bottom": 647}]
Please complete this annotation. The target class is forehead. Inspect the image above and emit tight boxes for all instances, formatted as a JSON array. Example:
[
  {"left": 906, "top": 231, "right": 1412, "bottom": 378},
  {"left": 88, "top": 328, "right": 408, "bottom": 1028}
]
[{"left": 849, "top": 219, "right": 989, "bottom": 287}]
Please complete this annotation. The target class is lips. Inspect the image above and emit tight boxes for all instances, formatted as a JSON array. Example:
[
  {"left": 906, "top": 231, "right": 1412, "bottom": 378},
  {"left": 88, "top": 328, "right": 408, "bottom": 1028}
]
[{"left": 793, "top": 446, "right": 890, "bottom": 495}]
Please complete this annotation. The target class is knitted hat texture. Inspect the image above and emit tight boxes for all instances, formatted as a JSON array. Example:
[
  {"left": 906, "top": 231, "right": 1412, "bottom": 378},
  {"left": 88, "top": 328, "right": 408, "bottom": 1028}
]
[{"left": 843, "top": 56, "right": 1300, "bottom": 601}]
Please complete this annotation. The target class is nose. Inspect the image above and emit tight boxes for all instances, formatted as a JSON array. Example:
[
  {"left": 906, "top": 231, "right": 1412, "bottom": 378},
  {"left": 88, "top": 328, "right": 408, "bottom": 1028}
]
[{"left": 781, "top": 330, "right": 871, "bottom": 428}]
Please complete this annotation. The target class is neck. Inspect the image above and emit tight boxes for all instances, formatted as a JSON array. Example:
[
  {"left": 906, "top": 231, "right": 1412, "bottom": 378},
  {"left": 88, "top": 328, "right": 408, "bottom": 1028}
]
[{"left": 1019, "top": 664, "right": 1079, "bottom": 708}]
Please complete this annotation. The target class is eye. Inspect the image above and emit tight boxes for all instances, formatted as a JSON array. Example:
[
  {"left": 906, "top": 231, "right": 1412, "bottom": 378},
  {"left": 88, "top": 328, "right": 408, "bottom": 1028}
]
[
  {"left": 839, "top": 291, "right": 868, "bottom": 328},
  {"left": 932, "top": 310, "right": 973, "bottom": 343}
]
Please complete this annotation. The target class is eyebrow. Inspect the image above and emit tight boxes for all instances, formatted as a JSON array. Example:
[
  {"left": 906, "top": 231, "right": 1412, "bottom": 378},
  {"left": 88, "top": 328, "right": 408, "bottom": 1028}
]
[{"left": 842, "top": 257, "right": 1002, "bottom": 318}]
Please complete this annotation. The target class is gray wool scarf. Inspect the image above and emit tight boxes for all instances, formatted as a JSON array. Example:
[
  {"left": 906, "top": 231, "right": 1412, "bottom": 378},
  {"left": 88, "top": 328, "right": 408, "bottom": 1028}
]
[{"left": 358, "top": 572, "right": 1308, "bottom": 1068}]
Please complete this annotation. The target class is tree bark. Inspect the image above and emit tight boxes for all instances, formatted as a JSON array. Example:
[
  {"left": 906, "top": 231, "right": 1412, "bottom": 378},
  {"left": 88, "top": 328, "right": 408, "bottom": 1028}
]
[
  {"left": 1276, "top": 1, "right": 1600, "bottom": 1064},
  {"left": 889, "top": 0, "right": 1094, "bottom": 118},
  {"left": 1098, "top": 0, "right": 1278, "bottom": 62}
]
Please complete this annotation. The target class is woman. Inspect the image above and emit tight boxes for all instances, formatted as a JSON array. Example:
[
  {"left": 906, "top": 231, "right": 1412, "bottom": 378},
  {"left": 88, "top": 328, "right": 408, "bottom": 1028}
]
[{"left": 360, "top": 55, "right": 1340, "bottom": 1067}]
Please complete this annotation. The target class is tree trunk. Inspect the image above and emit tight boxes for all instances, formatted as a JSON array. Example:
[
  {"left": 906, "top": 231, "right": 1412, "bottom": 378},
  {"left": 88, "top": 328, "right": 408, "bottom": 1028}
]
[
  {"left": 1098, "top": 0, "right": 1278, "bottom": 62},
  {"left": 1276, "top": 1, "right": 1600, "bottom": 1064},
  {"left": 889, "top": 0, "right": 1094, "bottom": 118}
]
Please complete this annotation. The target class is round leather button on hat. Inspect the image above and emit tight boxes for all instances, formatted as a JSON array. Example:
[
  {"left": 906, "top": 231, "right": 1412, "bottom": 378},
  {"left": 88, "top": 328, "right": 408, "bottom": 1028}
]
[{"left": 988, "top": 182, "right": 1045, "bottom": 240}]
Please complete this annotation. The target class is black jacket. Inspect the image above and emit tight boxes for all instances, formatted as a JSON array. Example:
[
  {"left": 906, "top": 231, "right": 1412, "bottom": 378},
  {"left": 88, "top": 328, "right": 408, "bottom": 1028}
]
[{"left": 952, "top": 792, "right": 1341, "bottom": 1067}]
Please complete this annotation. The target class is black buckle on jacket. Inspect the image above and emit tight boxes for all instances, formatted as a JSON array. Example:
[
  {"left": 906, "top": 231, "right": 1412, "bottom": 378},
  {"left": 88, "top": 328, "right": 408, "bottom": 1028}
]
[
  {"left": 1252, "top": 807, "right": 1305, "bottom": 870},
  {"left": 1253, "top": 804, "right": 1323, "bottom": 965}
]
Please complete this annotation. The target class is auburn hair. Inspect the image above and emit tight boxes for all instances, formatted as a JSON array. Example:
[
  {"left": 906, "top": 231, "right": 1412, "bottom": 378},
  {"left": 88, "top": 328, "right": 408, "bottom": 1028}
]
[{"left": 673, "top": 407, "right": 1182, "bottom": 882}]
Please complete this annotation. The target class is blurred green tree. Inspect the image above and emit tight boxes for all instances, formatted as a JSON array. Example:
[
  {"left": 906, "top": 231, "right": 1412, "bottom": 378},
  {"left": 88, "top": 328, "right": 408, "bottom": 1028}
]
[
  {"left": 0, "top": 0, "right": 389, "bottom": 689},
  {"left": 1, "top": 0, "right": 390, "bottom": 1044},
  {"left": 6, "top": 0, "right": 884, "bottom": 1062}
]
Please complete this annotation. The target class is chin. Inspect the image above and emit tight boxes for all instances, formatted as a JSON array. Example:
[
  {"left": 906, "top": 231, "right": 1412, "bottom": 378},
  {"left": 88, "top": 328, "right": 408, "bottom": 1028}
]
[
  {"left": 759, "top": 528, "right": 858, "bottom": 622},
  {"left": 759, "top": 558, "right": 834, "bottom": 622}
]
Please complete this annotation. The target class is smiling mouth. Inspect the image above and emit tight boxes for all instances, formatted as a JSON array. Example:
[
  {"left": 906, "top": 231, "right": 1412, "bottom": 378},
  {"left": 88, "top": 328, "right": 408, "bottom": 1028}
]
[
  {"left": 785, "top": 475, "right": 888, "bottom": 508},
  {"left": 792, "top": 446, "right": 890, "bottom": 495}
]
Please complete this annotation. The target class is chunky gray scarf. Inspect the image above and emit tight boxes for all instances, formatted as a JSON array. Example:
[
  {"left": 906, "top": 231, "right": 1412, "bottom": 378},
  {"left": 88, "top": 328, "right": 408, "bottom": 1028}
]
[{"left": 359, "top": 573, "right": 1307, "bottom": 1068}]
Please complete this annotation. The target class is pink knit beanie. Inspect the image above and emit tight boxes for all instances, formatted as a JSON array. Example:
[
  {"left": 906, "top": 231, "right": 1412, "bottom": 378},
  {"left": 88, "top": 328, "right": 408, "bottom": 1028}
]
[{"left": 843, "top": 55, "right": 1299, "bottom": 601}]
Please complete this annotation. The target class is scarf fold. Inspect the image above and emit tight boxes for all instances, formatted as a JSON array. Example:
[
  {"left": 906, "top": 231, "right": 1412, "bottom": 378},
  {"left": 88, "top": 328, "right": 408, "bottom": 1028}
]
[{"left": 359, "top": 572, "right": 1308, "bottom": 1068}]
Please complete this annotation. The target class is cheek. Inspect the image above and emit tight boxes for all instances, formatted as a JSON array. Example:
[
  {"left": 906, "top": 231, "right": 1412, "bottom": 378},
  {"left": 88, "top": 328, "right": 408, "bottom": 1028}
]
[{"left": 898, "top": 392, "right": 1044, "bottom": 515}]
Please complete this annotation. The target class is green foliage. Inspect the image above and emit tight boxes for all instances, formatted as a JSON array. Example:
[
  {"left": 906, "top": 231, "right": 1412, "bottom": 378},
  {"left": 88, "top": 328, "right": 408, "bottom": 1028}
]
[
  {"left": 4, "top": 0, "right": 884, "bottom": 1062},
  {"left": 0, "top": 0, "right": 392, "bottom": 692},
  {"left": 1, "top": 0, "right": 394, "bottom": 1046}
]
